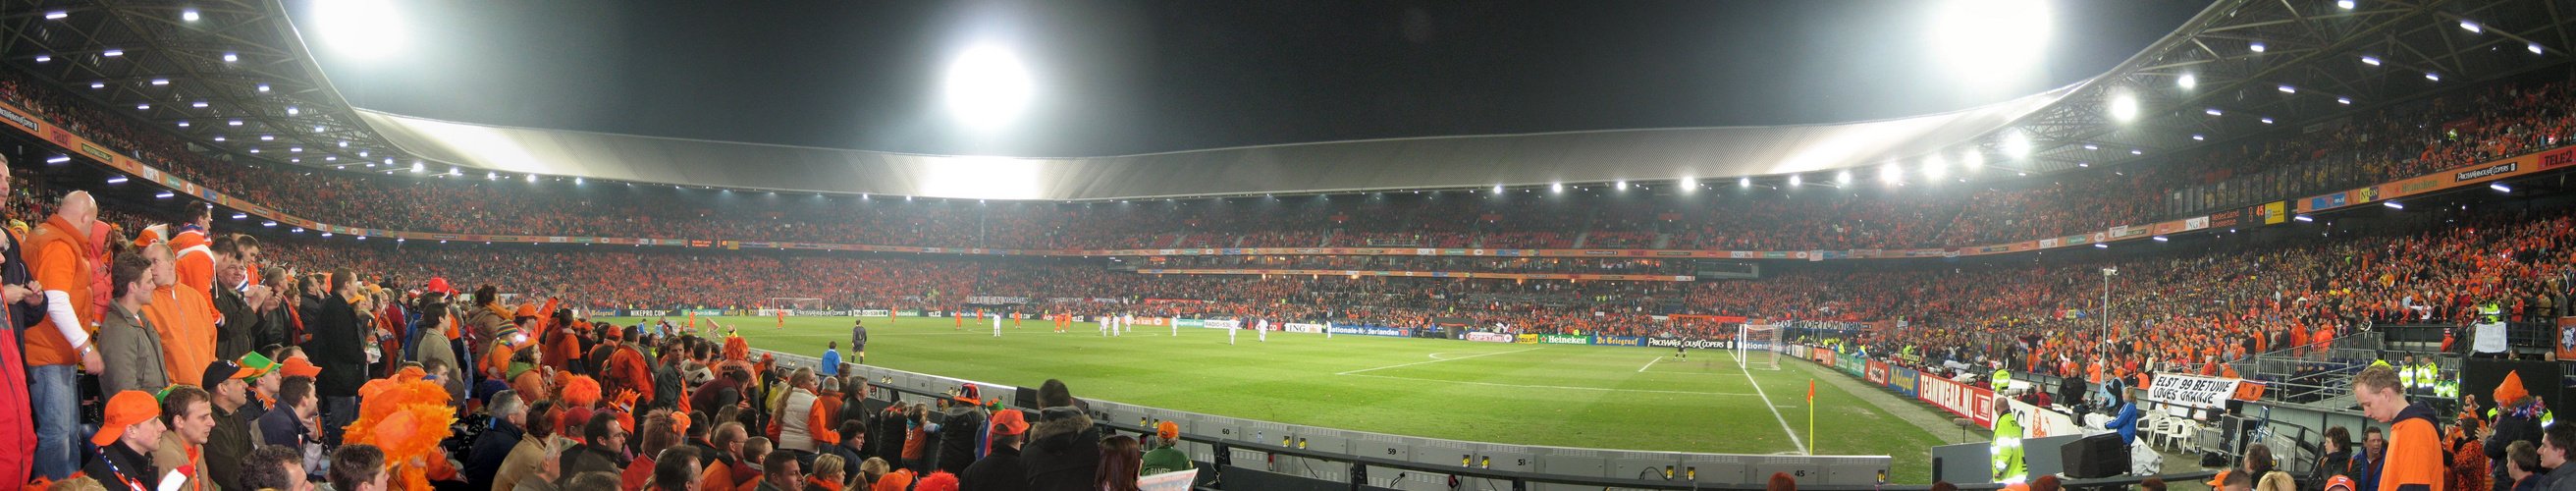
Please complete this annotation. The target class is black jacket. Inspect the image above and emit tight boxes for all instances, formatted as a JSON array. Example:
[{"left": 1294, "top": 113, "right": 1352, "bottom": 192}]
[
  {"left": 2490, "top": 409, "right": 2547, "bottom": 491},
  {"left": 213, "top": 284, "right": 262, "bottom": 361},
  {"left": 956, "top": 445, "right": 1028, "bottom": 491},
  {"left": 84, "top": 441, "right": 160, "bottom": 491},
  {"left": 1020, "top": 407, "right": 1099, "bottom": 491},
  {"left": 937, "top": 407, "right": 987, "bottom": 475},
  {"left": 305, "top": 294, "right": 366, "bottom": 398},
  {"left": 465, "top": 419, "right": 528, "bottom": 490}
]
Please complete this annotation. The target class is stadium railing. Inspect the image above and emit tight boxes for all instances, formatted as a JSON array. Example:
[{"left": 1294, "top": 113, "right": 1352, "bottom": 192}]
[{"left": 753, "top": 346, "right": 2218, "bottom": 490}]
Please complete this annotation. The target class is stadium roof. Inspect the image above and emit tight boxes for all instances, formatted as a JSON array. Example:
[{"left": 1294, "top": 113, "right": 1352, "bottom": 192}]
[{"left": 5, "top": 0, "right": 2572, "bottom": 200}]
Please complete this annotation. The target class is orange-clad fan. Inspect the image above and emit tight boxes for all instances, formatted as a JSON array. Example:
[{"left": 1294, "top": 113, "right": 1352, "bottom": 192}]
[
  {"left": 2353, "top": 365, "right": 2442, "bottom": 491},
  {"left": 133, "top": 238, "right": 220, "bottom": 391}
]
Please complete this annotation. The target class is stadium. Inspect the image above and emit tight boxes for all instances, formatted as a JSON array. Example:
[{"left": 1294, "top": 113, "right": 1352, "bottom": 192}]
[{"left": 0, "top": 0, "right": 2562, "bottom": 490}]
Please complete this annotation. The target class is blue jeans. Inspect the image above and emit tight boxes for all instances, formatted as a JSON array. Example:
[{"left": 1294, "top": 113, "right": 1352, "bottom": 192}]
[{"left": 27, "top": 363, "right": 77, "bottom": 480}]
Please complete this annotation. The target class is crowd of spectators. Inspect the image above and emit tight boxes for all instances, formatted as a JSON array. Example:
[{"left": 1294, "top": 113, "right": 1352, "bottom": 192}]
[{"left": 12, "top": 70, "right": 2576, "bottom": 257}]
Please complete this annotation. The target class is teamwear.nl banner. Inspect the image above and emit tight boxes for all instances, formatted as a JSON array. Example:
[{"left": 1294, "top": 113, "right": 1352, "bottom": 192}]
[
  {"left": 1464, "top": 332, "right": 1514, "bottom": 343},
  {"left": 1915, "top": 372, "right": 1996, "bottom": 429}
]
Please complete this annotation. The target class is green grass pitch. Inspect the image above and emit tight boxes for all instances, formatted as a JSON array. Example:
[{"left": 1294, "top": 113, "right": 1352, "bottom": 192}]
[{"left": 606, "top": 315, "right": 1953, "bottom": 482}]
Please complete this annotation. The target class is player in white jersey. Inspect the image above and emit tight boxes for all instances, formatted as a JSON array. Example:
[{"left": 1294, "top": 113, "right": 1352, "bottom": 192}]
[
  {"left": 1228, "top": 322, "right": 1237, "bottom": 345},
  {"left": 1257, "top": 319, "right": 1267, "bottom": 342},
  {"left": 993, "top": 314, "right": 1001, "bottom": 337}
]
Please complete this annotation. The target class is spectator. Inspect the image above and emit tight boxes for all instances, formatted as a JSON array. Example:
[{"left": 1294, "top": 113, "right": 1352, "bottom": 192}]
[
  {"left": 652, "top": 447, "right": 702, "bottom": 491},
  {"left": 151, "top": 385, "right": 215, "bottom": 491},
  {"left": 493, "top": 401, "right": 560, "bottom": 491},
  {"left": 1022, "top": 379, "right": 1100, "bottom": 491},
  {"left": 2542, "top": 423, "right": 2576, "bottom": 491},
  {"left": 755, "top": 448, "right": 799, "bottom": 491},
  {"left": 97, "top": 250, "right": 165, "bottom": 395},
  {"left": 1092, "top": 435, "right": 1141, "bottom": 491},
  {"left": 2505, "top": 441, "right": 2540, "bottom": 491},
  {"left": 2243, "top": 443, "right": 2293, "bottom": 491},
  {"left": 934, "top": 387, "right": 987, "bottom": 476},
  {"left": 469, "top": 392, "right": 531, "bottom": 491},
  {"left": 203, "top": 358, "right": 265, "bottom": 491},
  {"left": 1138, "top": 422, "right": 1189, "bottom": 476},
  {"left": 239, "top": 445, "right": 311, "bottom": 491},
  {"left": 329, "top": 445, "right": 390, "bottom": 491},
  {"left": 2352, "top": 365, "right": 2440, "bottom": 491},
  {"left": 564, "top": 411, "right": 630, "bottom": 480},
  {"left": 957, "top": 409, "right": 1028, "bottom": 491}
]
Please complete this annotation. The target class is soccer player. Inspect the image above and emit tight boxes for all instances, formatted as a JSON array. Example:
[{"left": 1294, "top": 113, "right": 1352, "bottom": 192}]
[
  {"left": 1228, "top": 322, "right": 1236, "bottom": 345},
  {"left": 953, "top": 310, "right": 964, "bottom": 330},
  {"left": 992, "top": 313, "right": 1001, "bottom": 338},
  {"left": 1012, "top": 311, "right": 1022, "bottom": 328},
  {"left": 1257, "top": 318, "right": 1266, "bottom": 343},
  {"left": 777, "top": 309, "right": 786, "bottom": 329}
]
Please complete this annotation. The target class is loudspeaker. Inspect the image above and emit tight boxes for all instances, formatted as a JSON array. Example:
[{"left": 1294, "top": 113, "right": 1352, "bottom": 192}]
[{"left": 2059, "top": 433, "right": 2129, "bottom": 478}]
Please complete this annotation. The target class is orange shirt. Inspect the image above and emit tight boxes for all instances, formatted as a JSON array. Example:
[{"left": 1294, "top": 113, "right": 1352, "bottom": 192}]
[
  {"left": 141, "top": 284, "right": 221, "bottom": 386},
  {"left": 26, "top": 216, "right": 96, "bottom": 367}
]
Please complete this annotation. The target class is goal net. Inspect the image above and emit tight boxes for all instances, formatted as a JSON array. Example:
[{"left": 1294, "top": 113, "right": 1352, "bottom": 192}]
[
  {"left": 761, "top": 298, "right": 827, "bottom": 316},
  {"left": 1737, "top": 323, "right": 1783, "bottom": 370}
]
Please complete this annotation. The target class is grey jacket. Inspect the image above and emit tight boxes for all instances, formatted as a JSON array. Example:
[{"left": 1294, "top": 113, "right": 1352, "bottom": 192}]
[{"left": 99, "top": 302, "right": 169, "bottom": 395}]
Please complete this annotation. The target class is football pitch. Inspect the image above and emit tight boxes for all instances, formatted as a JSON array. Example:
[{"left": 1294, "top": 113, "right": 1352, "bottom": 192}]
[{"left": 604, "top": 315, "right": 1954, "bottom": 482}]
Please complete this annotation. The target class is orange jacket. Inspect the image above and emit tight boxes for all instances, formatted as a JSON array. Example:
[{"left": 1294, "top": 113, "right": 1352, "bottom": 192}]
[
  {"left": 2379, "top": 403, "right": 2444, "bottom": 491},
  {"left": 25, "top": 216, "right": 96, "bottom": 367},
  {"left": 141, "top": 284, "right": 221, "bottom": 386},
  {"left": 170, "top": 228, "right": 213, "bottom": 301}
]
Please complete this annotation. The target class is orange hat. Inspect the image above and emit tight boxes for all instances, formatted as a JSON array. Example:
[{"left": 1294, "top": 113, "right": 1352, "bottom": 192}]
[
  {"left": 1155, "top": 421, "right": 1178, "bottom": 440},
  {"left": 280, "top": 356, "right": 323, "bottom": 378},
  {"left": 92, "top": 391, "right": 161, "bottom": 447},
  {"left": 2323, "top": 475, "right": 2356, "bottom": 491},
  {"left": 2207, "top": 470, "right": 2231, "bottom": 488},
  {"left": 988, "top": 409, "right": 1029, "bottom": 436},
  {"left": 2496, "top": 371, "right": 2529, "bottom": 404},
  {"left": 669, "top": 412, "right": 692, "bottom": 437},
  {"left": 871, "top": 469, "right": 913, "bottom": 491},
  {"left": 515, "top": 302, "right": 542, "bottom": 319}
]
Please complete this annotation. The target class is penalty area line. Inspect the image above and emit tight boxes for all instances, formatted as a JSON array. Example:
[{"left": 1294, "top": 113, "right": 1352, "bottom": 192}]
[
  {"left": 1339, "top": 372, "right": 1758, "bottom": 396},
  {"left": 1638, "top": 356, "right": 1664, "bottom": 372},
  {"left": 1335, "top": 347, "right": 1543, "bottom": 375}
]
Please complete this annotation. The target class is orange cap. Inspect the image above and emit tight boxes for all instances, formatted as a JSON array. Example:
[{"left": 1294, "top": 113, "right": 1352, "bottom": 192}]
[
  {"left": 988, "top": 409, "right": 1028, "bottom": 436},
  {"left": 92, "top": 391, "right": 161, "bottom": 447},
  {"left": 516, "top": 302, "right": 543, "bottom": 318},
  {"left": 280, "top": 356, "right": 323, "bottom": 378},
  {"left": 1156, "top": 421, "right": 1179, "bottom": 440}
]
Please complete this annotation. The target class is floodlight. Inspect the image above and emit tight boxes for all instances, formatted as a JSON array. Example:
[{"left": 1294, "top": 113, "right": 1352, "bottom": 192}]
[
  {"left": 2491, "top": 183, "right": 2511, "bottom": 192},
  {"left": 44, "top": 11, "right": 65, "bottom": 20},
  {"left": 1739, "top": 177, "right": 1751, "bottom": 188},
  {"left": 1492, "top": 185, "right": 1504, "bottom": 193},
  {"left": 410, "top": 161, "right": 423, "bottom": 173},
  {"left": 135, "top": 103, "right": 149, "bottom": 110},
  {"left": 222, "top": 53, "right": 237, "bottom": 62},
  {"left": 182, "top": 10, "right": 198, "bottom": 21},
  {"left": 2532, "top": 43, "right": 2546, "bottom": 55},
  {"left": 1924, "top": 155, "right": 1948, "bottom": 180},
  {"left": 103, "top": 49, "right": 123, "bottom": 57},
  {"left": 192, "top": 101, "right": 208, "bottom": 108},
  {"left": 1930, "top": 0, "right": 2052, "bottom": 85},
  {"left": 316, "top": 0, "right": 408, "bottom": 59},
  {"left": 2424, "top": 73, "right": 2441, "bottom": 82},
  {"left": 2108, "top": 93, "right": 2138, "bottom": 122},
  {"left": 1614, "top": 180, "right": 1627, "bottom": 190},
  {"left": 1550, "top": 182, "right": 1564, "bottom": 193},
  {"left": 286, "top": 106, "right": 298, "bottom": 115},
  {"left": 150, "top": 79, "right": 168, "bottom": 85},
  {"left": 942, "top": 44, "right": 1034, "bottom": 131},
  {"left": 33, "top": 55, "right": 48, "bottom": 63},
  {"left": 2460, "top": 21, "right": 2481, "bottom": 33},
  {"left": 1834, "top": 170, "right": 1852, "bottom": 185},
  {"left": 88, "top": 82, "right": 102, "bottom": 88},
  {"left": 526, "top": 174, "right": 537, "bottom": 183},
  {"left": 106, "top": 176, "right": 127, "bottom": 185},
  {"left": 2337, "top": 97, "right": 2351, "bottom": 104},
  {"left": 2336, "top": 0, "right": 2354, "bottom": 9},
  {"left": 2004, "top": 132, "right": 2031, "bottom": 157},
  {"left": 2177, "top": 74, "right": 2196, "bottom": 88},
  {"left": 2260, "top": 118, "right": 2274, "bottom": 124},
  {"left": 1788, "top": 175, "right": 1801, "bottom": 187},
  {"left": 2384, "top": 201, "right": 2403, "bottom": 209},
  {"left": 2248, "top": 42, "right": 2265, "bottom": 53},
  {"left": 2277, "top": 85, "right": 2295, "bottom": 93},
  {"left": 1880, "top": 163, "right": 1901, "bottom": 183},
  {"left": 44, "top": 156, "right": 68, "bottom": 164}
]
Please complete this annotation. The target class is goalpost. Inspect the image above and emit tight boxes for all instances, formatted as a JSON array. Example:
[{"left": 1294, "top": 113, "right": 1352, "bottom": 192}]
[
  {"left": 761, "top": 298, "right": 827, "bottom": 316},
  {"left": 1737, "top": 323, "right": 1783, "bottom": 370}
]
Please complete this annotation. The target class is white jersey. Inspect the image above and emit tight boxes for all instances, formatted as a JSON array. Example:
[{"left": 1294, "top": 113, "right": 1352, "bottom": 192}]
[
  {"left": 1257, "top": 319, "right": 1267, "bottom": 342},
  {"left": 993, "top": 315, "right": 1001, "bottom": 337}
]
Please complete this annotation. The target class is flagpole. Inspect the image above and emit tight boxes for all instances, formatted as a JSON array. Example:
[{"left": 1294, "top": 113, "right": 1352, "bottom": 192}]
[{"left": 1806, "top": 379, "right": 1816, "bottom": 455}]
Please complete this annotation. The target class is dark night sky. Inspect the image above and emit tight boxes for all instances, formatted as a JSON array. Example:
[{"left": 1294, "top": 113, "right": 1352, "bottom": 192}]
[{"left": 294, "top": 1, "right": 2207, "bottom": 158}]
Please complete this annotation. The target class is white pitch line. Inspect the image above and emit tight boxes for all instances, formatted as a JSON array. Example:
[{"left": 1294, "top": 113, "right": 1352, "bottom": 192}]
[
  {"left": 1742, "top": 360, "right": 1807, "bottom": 454},
  {"left": 1637, "top": 356, "right": 1664, "bottom": 372},
  {"left": 1336, "top": 347, "right": 1543, "bottom": 375},
  {"left": 1341, "top": 372, "right": 1757, "bottom": 396}
]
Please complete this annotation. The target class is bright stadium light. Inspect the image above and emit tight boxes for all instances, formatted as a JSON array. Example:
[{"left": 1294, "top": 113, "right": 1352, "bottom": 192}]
[
  {"left": 1924, "top": 155, "right": 1948, "bottom": 180},
  {"left": 1787, "top": 174, "right": 1802, "bottom": 187},
  {"left": 1930, "top": 0, "right": 2053, "bottom": 86},
  {"left": 1834, "top": 170, "right": 1852, "bottom": 185},
  {"left": 2177, "top": 74, "right": 2196, "bottom": 88},
  {"left": 1739, "top": 177, "right": 1751, "bottom": 188},
  {"left": 1679, "top": 176, "right": 1696, "bottom": 190},
  {"left": 2003, "top": 132, "right": 2031, "bottom": 158},
  {"left": 2337, "top": 0, "right": 2355, "bottom": 9},
  {"left": 2108, "top": 92, "right": 2139, "bottom": 122},
  {"left": 942, "top": 44, "right": 1034, "bottom": 132},
  {"left": 314, "top": 0, "right": 408, "bottom": 59},
  {"left": 1963, "top": 149, "right": 1984, "bottom": 172},
  {"left": 1880, "top": 162, "right": 1901, "bottom": 184}
]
